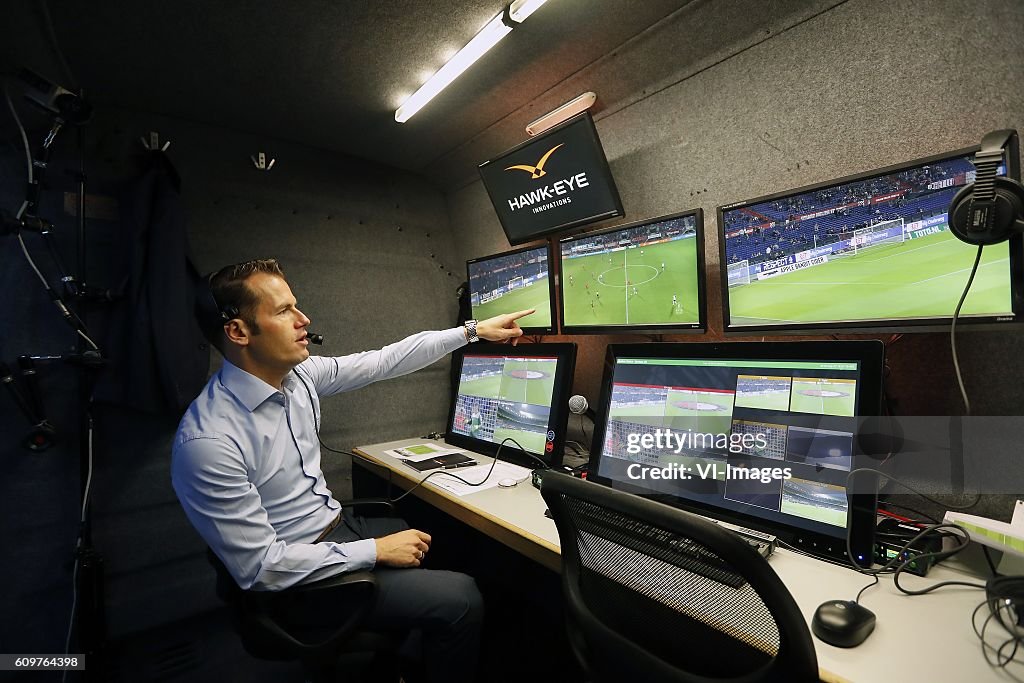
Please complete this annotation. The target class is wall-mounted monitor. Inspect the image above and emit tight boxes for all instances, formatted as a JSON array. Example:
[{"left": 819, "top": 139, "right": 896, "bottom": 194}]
[
  {"left": 445, "top": 343, "right": 577, "bottom": 468},
  {"left": 478, "top": 112, "right": 624, "bottom": 246},
  {"left": 718, "top": 146, "right": 1023, "bottom": 333},
  {"left": 558, "top": 210, "right": 706, "bottom": 334},
  {"left": 467, "top": 244, "right": 555, "bottom": 333},
  {"left": 587, "top": 340, "right": 884, "bottom": 566}
]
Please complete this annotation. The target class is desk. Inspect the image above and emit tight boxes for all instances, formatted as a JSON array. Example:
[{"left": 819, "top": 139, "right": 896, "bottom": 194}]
[{"left": 355, "top": 437, "right": 1009, "bottom": 683}]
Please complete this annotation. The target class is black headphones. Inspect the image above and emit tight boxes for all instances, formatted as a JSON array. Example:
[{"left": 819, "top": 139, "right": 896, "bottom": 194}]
[
  {"left": 195, "top": 272, "right": 240, "bottom": 331},
  {"left": 986, "top": 576, "right": 1024, "bottom": 636},
  {"left": 948, "top": 129, "right": 1024, "bottom": 245}
]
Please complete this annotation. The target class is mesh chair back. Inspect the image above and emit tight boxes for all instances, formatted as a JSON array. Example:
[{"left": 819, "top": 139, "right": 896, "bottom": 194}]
[{"left": 541, "top": 473, "right": 818, "bottom": 683}]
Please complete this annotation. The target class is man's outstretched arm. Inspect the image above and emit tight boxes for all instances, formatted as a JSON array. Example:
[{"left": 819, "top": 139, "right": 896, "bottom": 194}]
[{"left": 303, "top": 309, "right": 535, "bottom": 397}]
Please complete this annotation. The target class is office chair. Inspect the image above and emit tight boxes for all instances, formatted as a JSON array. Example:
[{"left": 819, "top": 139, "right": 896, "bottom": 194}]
[
  {"left": 541, "top": 473, "right": 819, "bottom": 683},
  {"left": 207, "top": 500, "right": 403, "bottom": 683}
]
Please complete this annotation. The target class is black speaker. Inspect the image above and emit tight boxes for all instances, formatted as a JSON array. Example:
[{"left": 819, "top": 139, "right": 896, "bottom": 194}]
[
  {"left": 948, "top": 129, "right": 1024, "bottom": 246},
  {"left": 195, "top": 272, "right": 239, "bottom": 330}
]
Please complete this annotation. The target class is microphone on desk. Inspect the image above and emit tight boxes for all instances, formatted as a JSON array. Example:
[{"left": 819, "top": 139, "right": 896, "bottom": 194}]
[{"left": 568, "top": 394, "right": 588, "bottom": 415}]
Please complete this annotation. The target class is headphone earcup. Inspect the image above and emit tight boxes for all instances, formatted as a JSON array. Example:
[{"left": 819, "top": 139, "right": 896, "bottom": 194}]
[{"left": 948, "top": 176, "right": 1024, "bottom": 245}]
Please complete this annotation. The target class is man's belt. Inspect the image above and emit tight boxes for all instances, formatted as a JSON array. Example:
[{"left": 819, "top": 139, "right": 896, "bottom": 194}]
[{"left": 314, "top": 513, "right": 342, "bottom": 543}]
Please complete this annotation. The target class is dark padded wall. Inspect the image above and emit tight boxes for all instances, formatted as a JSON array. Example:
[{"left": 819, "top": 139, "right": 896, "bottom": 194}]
[
  {"left": 447, "top": 0, "right": 1024, "bottom": 510},
  {"left": 0, "top": 105, "right": 461, "bottom": 653}
]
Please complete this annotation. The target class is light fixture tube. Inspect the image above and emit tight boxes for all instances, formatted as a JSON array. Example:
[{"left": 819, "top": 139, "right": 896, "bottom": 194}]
[{"left": 395, "top": 0, "right": 551, "bottom": 123}]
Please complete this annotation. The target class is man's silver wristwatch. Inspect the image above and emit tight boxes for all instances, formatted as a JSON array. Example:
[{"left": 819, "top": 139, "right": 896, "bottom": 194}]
[{"left": 465, "top": 319, "right": 479, "bottom": 343}]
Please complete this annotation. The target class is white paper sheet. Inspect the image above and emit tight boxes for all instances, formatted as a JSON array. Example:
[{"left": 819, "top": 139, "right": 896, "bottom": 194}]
[{"left": 423, "top": 460, "right": 533, "bottom": 496}]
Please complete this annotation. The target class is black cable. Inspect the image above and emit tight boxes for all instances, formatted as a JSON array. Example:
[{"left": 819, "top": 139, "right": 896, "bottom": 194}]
[
  {"left": 855, "top": 575, "right": 879, "bottom": 604},
  {"left": 951, "top": 245, "right": 984, "bottom": 416},
  {"left": 983, "top": 545, "right": 1002, "bottom": 578},
  {"left": 295, "top": 370, "right": 543, "bottom": 505},
  {"left": 889, "top": 533, "right": 987, "bottom": 595},
  {"left": 845, "top": 469, "right": 986, "bottom": 595},
  {"left": 973, "top": 598, "right": 1024, "bottom": 679},
  {"left": 391, "top": 437, "right": 531, "bottom": 503},
  {"left": 849, "top": 519, "right": 984, "bottom": 596},
  {"left": 295, "top": 369, "right": 396, "bottom": 498},
  {"left": 849, "top": 466, "right": 981, "bottom": 511},
  {"left": 579, "top": 412, "right": 590, "bottom": 453},
  {"left": 877, "top": 501, "right": 939, "bottom": 524}
]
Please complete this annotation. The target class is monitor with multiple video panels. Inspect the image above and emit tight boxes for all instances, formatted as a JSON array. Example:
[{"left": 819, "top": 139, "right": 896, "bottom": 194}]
[
  {"left": 478, "top": 112, "right": 624, "bottom": 246},
  {"left": 445, "top": 343, "right": 577, "bottom": 468},
  {"left": 557, "top": 210, "right": 706, "bottom": 334},
  {"left": 719, "top": 145, "right": 1023, "bottom": 333},
  {"left": 467, "top": 244, "right": 555, "bottom": 334},
  {"left": 586, "top": 340, "right": 883, "bottom": 566}
]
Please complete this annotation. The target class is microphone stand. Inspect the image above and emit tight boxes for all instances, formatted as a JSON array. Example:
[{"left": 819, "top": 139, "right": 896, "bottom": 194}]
[
  {"left": 5, "top": 79, "right": 106, "bottom": 677},
  {"left": 71, "top": 124, "right": 106, "bottom": 682}
]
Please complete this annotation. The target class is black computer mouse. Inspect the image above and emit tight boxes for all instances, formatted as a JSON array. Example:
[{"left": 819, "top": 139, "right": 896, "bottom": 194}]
[{"left": 811, "top": 600, "right": 876, "bottom": 648}]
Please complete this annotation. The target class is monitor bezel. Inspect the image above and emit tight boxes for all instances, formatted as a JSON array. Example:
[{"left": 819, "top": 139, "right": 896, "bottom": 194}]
[
  {"left": 717, "top": 143, "right": 1024, "bottom": 334},
  {"left": 466, "top": 243, "right": 557, "bottom": 334},
  {"left": 478, "top": 112, "right": 624, "bottom": 246},
  {"left": 445, "top": 342, "right": 578, "bottom": 469},
  {"left": 557, "top": 208, "right": 708, "bottom": 335},
  {"left": 587, "top": 340, "right": 883, "bottom": 567}
]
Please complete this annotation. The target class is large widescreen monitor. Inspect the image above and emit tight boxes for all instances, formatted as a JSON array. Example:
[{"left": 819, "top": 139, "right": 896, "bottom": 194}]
[
  {"left": 445, "top": 343, "right": 577, "bottom": 467},
  {"left": 719, "top": 146, "right": 1023, "bottom": 333},
  {"left": 558, "top": 209, "right": 706, "bottom": 333},
  {"left": 467, "top": 245, "right": 555, "bottom": 333},
  {"left": 587, "top": 341, "right": 883, "bottom": 565},
  {"left": 478, "top": 113, "right": 624, "bottom": 246}
]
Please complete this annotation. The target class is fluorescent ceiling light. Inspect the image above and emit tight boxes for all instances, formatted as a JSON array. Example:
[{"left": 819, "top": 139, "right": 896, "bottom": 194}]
[{"left": 395, "top": 0, "right": 551, "bottom": 123}]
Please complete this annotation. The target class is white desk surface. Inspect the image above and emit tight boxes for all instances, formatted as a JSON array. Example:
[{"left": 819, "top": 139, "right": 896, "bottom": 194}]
[{"left": 354, "top": 438, "right": 1013, "bottom": 683}]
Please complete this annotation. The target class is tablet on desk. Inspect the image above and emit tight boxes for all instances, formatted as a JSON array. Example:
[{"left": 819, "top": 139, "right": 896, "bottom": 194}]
[{"left": 402, "top": 452, "right": 477, "bottom": 472}]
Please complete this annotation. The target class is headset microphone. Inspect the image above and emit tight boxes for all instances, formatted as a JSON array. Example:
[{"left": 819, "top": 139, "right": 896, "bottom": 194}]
[{"left": 307, "top": 333, "right": 324, "bottom": 345}]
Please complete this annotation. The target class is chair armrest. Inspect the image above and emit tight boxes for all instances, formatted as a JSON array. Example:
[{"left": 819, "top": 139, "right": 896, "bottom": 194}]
[
  {"left": 285, "top": 569, "right": 376, "bottom": 596},
  {"left": 242, "top": 570, "right": 380, "bottom": 654}
]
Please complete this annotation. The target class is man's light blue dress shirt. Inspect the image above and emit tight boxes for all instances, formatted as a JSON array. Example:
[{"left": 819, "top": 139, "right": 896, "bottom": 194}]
[{"left": 172, "top": 328, "right": 466, "bottom": 591}]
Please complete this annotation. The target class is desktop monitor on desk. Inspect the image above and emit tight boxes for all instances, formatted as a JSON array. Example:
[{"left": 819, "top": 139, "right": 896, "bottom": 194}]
[
  {"left": 587, "top": 341, "right": 883, "bottom": 565},
  {"left": 445, "top": 343, "right": 577, "bottom": 468}
]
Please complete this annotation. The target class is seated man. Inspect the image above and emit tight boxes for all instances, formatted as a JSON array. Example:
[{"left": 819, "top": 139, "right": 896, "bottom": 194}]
[{"left": 172, "top": 258, "right": 531, "bottom": 683}]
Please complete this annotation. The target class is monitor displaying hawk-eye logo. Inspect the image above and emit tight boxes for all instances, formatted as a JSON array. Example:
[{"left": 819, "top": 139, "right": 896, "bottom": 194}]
[{"left": 505, "top": 143, "right": 564, "bottom": 179}]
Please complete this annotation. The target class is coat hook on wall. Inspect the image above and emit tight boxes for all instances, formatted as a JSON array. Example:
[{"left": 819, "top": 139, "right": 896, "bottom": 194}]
[
  {"left": 251, "top": 152, "right": 276, "bottom": 171},
  {"left": 140, "top": 131, "right": 170, "bottom": 151}
]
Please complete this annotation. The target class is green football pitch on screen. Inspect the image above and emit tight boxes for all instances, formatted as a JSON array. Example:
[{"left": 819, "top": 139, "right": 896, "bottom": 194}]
[
  {"left": 471, "top": 278, "right": 552, "bottom": 328},
  {"left": 561, "top": 238, "right": 700, "bottom": 327},
  {"left": 458, "top": 359, "right": 557, "bottom": 406},
  {"left": 729, "top": 230, "right": 1012, "bottom": 326}
]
